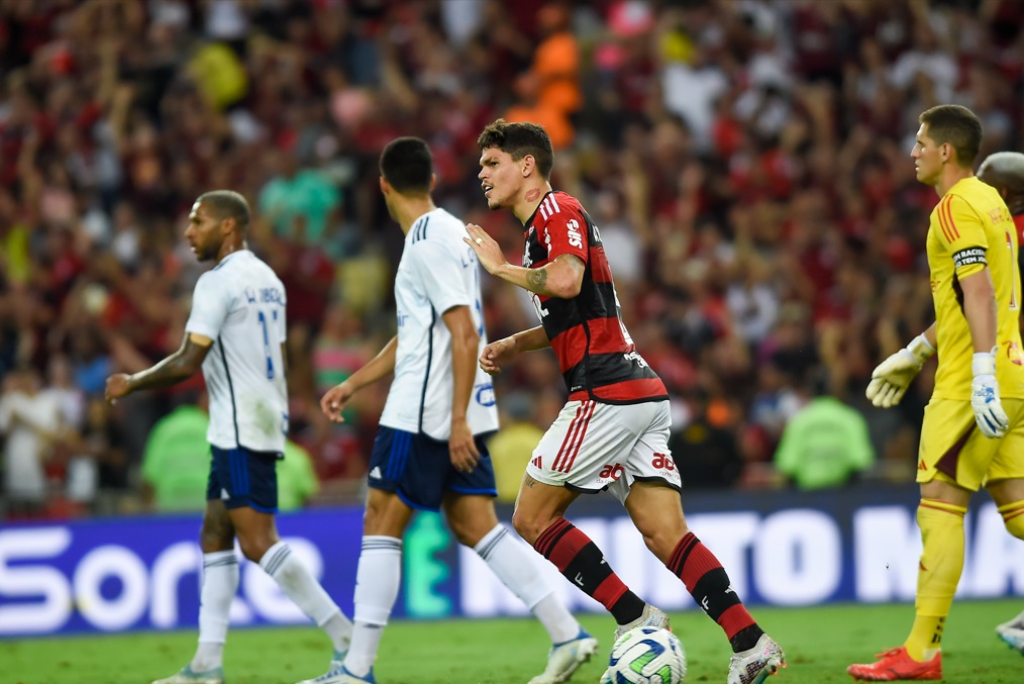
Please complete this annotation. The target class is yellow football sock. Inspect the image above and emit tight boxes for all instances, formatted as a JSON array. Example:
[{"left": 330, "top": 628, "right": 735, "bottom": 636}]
[
  {"left": 999, "top": 500, "right": 1024, "bottom": 540},
  {"left": 905, "top": 498, "right": 966, "bottom": 662}
]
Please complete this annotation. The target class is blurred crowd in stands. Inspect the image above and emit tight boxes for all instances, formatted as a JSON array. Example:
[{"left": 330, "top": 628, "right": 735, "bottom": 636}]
[{"left": 2, "top": 0, "right": 1023, "bottom": 518}]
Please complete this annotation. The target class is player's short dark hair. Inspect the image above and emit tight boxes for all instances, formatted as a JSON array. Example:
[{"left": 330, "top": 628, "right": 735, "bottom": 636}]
[
  {"left": 198, "top": 190, "right": 251, "bottom": 232},
  {"left": 379, "top": 137, "right": 433, "bottom": 194},
  {"left": 919, "top": 105, "right": 983, "bottom": 167},
  {"left": 477, "top": 119, "right": 554, "bottom": 179}
]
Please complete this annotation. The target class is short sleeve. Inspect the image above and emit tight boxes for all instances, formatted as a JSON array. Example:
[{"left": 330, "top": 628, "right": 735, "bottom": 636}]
[
  {"left": 185, "top": 272, "right": 232, "bottom": 339},
  {"left": 539, "top": 198, "right": 588, "bottom": 263},
  {"left": 939, "top": 194, "right": 989, "bottom": 278},
  {"left": 408, "top": 239, "right": 473, "bottom": 314}
]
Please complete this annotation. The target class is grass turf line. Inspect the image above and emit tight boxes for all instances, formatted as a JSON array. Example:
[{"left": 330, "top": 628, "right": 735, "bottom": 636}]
[{"left": 3, "top": 600, "right": 1022, "bottom": 683}]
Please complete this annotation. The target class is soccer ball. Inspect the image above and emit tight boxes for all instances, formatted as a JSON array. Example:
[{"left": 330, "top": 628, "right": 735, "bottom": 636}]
[{"left": 603, "top": 626, "right": 687, "bottom": 683}]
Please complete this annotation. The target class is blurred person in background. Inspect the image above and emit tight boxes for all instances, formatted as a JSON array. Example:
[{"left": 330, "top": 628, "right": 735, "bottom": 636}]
[
  {"left": 0, "top": 365, "right": 61, "bottom": 518},
  {"left": 774, "top": 378, "right": 875, "bottom": 490},
  {"left": 488, "top": 389, "right": 545, "bottom": 502},
  {"left": 278, "top": 438, "right": 319, "bottom": 512},
  {"left": 317, "top": 137, "right": 593, "bottom": 684},
  {"left": 105, "top": 190, "right": 352, "bottom": 684},
  {"left": 850, "top": 105, "right": 1024, "bottom": 680},
  {"left": 141, "top": 391, "right": 211, "bottom": 513},
  {"left": 669, "top": 389, "right": 743, "bottom": 490},
  {"left": 977, "top": 150, "right": 1024, "bottom": 654}
]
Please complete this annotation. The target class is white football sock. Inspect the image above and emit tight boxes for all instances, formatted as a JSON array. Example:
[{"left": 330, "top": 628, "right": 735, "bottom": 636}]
[
  {"left": 259, "top": 541, "right": 352, "bottom": 653},
  {"left": 475, "top": 524, "right": 580, "bottom": 644},
  {"left": 191, "top": 550, "right": 238, "bottom": 671},
  {"left": 344, "top": 536, "right": 403, "bottom": 677}
]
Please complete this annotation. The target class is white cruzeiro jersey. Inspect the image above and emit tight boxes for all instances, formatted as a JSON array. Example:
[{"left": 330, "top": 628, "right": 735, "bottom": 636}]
[
  {"left": 185, "top": 250, "right": 288, "bottom": 452},
  {"left": 380, "top": 208, "right": 500, "bottom": 440}
]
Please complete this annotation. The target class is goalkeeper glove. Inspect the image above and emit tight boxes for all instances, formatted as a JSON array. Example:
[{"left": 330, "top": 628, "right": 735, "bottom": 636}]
[
  {"left": 866, "top": 334, "right": 935, "bottom": 408},
  {"left": 971, "top": 349, "right": 1009, "bottom": 438}
]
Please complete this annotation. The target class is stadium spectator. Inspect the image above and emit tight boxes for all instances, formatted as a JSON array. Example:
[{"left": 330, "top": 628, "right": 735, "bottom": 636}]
[
  {"left": 140, "top": 392, "right": 211, "bottom": 513},
  {"left": 0, "top": 0, "right": 1023, "bottom": 516},
  {"left": 0, "top": 365, "right": 60, "bottom": 517},
  {"left": 774, "top": 382, "right": 876, "bottom": 489}
]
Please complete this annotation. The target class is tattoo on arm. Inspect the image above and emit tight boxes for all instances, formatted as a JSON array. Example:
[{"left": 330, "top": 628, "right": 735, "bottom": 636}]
[
  {"left": 526, "top": 268, "right": 549, "bottom": 294},
  {"left": 524, "top": 474, "right": 538, "bottom": 488}
]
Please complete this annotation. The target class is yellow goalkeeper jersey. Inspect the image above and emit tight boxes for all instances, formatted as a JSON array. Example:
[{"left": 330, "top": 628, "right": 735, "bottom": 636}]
[{"left": 928, "top": 176, "right": 1024, "bottom": 400}]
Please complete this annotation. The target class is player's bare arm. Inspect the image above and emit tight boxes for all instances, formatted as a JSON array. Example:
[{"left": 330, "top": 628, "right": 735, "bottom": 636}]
[
  {"left": 442, "top": 306, "right": 482, "bottom": 473},
  {"left": 480, "top": 325, "right": 549, "bottom": 375},
  {"left": 463, "top": 223, "right": 584, "bottom": 298},
  {"left": 959, "top": 268, "right": 999, "bottom": 351},
  {"left": 320, "top": 335, "right": 398, "bottom": 422},
  {"left": 104, "top": 333, "right": 211, "bottom": 402}
]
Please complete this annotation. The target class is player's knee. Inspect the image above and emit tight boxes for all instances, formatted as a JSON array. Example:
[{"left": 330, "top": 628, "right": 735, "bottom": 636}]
[
  {"left": 633, "top": 515, "right": 687, "bottom": 563},
  {"left": 200, "top": 511, "right": 234, "bottom": 552},
  {"left": 1004, "top": 511, "right": 1024, "bottom": 541},
  {"left": 236, "top": 534, "right": 274, "bottom": 563},
  {"left": 449, "top": 517, "right": 484, "bottom": 547},
  {"left": 512, "top": 508, "right": 556, "bottom": 546}
]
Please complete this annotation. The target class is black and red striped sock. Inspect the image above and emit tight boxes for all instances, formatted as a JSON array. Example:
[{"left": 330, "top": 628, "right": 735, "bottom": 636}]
[
  {"left": 534, "top": 518, "right": 645, "bottom": 625},
  {"left": 668, "top": 532, "right": 763, "bottom": 652}
]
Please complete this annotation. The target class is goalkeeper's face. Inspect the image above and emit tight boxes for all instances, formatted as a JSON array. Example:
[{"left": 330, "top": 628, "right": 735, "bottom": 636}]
[{"left": 912, "top": 124, "right": 943, "bottom": 187}]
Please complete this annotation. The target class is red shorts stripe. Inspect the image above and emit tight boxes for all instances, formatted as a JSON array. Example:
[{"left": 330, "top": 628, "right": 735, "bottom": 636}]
[
  {"left": 552, "top": 403, "right": 585, "bottom": 473},
  {"left": 561, "top": 401, "right": 596, "bottom": 473}
]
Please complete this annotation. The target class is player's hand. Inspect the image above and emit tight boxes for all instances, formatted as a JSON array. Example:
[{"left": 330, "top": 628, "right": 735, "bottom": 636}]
[
  {"left": 972, "top": 350, "right": 1009, "bottom": 438},
  {"left": 479, "top": 336, "right": 517, "bottom": 375},
  {"left": 449, "top": 417, "right": 480, "bottom": 473},
  {"left": 463, "top": 223, "right": 506, "bottom": 275},
  {"left": 321, "top": 382, "right": 355, "bottom": 423},
  {"left": 866, "top": 334, "right": 935, "bottom": 408},
  {"left": 104, "top": 374, "right": 132, "bottom": 404}
]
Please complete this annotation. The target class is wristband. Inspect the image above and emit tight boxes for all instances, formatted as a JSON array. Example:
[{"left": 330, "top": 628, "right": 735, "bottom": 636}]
[{"left": 972, "top": 349, "right": 997, "bottom": 377}]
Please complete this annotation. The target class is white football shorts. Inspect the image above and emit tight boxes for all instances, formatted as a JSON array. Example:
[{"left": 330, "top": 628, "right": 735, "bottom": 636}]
[{"left": 526, "top": 399, "right": 680, "bottom": 502}]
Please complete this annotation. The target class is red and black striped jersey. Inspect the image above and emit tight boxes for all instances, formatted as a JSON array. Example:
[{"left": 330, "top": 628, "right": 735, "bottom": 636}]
[{"left": 524, "top": 191, "right": 668, "bottom": 404}]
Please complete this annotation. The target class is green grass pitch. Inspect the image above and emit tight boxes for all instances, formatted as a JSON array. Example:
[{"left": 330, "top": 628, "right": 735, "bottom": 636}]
[{"left": 4, "top": 600, "right": 1022, "bottom": 683}]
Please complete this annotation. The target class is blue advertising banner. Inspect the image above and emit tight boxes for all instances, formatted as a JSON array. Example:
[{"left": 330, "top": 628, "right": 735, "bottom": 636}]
[{"left": 2, "top": 484, "right": 1022, "bottom": 636}]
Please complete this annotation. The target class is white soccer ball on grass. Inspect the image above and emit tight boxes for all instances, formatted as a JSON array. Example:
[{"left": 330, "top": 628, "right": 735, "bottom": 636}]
[{"left": 603, "top": 626, "right": 687, "bottom": 683}]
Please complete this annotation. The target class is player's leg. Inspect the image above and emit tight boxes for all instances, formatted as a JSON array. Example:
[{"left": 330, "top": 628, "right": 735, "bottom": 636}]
[
  {"left": 849, "top": 399, "right": 985, "bottom": 681},
  {"left": 621, "top": 400, "right": 783, "bottom": 684},
  {"left": 221, "top": 449, "right": 353, "bottom": 667},
  {"left": 326, "top": 486, "right": 413, "bottom": 682},
  {"left": 513, "top": 472, "right": 651, "bottom": 629},
  {"left": 984, "top": 404, "right": 1024, "bottom": 655},
  {"left": 444, "top": 491, "right": 597, "bottom": 684},
  {"left": 153, "top": 455, "right": 238, "bottom": 684},
  {"left": 988, "top": 478, "right": 1024, "bottom": 654}
]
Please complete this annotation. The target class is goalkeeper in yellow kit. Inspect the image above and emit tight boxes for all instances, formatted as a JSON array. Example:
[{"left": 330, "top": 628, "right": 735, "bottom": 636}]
[{"left": 849, "top": 104, "right": 1024, "bottom": 681}]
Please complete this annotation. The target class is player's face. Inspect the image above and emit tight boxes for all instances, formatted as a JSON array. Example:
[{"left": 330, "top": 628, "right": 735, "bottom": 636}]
[
  {"left": 185, "top": 201, "right": 223, "bottom": 261},
  {"left": 912, "top": 124, "right": 943, "bottom": 186},
  {"left": 478, "top": 146, "right": 522, "bottom": 210}
]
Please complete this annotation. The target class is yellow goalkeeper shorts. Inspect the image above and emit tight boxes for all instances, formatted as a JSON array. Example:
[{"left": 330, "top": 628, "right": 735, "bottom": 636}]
[{"left": 918, "top": 397, "right": 1024, "bottom": 490}]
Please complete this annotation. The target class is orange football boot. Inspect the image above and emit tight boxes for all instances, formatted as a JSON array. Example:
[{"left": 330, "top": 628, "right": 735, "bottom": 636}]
[{"left": 847, "top": 646, "right": 942, "bottom": 681}]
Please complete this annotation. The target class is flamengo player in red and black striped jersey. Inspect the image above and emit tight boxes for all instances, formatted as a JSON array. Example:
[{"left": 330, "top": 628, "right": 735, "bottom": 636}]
[
  {"left": 465, "top": 119, "right": 784, "bottom": 682},
  {"left": 977, "top": 150, "right": 1024, "bottom": 653}
]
